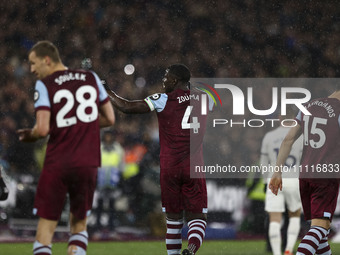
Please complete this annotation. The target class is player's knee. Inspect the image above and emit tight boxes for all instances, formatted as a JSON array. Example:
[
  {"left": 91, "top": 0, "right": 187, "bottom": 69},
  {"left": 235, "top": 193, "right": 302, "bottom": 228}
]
[
  {"left": 185, "top": 212, "right": 207, "bottom": 222},
  {"left": 166, "top": 212, "right": 183, "bottom": 221},
  {"left": 269, "top": 211, "right": 282, "bottom": 222},
  {"left": 288, "top": 208, "right": 301, "bottom": 218}
]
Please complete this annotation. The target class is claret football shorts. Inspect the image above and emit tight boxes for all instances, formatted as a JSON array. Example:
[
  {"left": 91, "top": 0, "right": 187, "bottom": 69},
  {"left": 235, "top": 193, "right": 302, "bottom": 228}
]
[
  {"left": 265, "top": 178, "right": 301, "bottom": 213},
  {"left": 160, "top": 166, "right": 207, "bottom": 214},
  {"left": 299, "top": 179, "right": 339, "bottom": 221},
  {"left": 33, "top": 167, "right": 97, "bottom": 220}
]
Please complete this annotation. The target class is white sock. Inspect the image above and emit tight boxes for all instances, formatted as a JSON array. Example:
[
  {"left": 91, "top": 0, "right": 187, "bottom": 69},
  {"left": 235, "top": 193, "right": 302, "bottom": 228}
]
[
  {"left": 68, "top": 231, "right": 88, "bottom": 255},
  {"left": 33, "top": 241, "right": 52, "bottom": 255},
  {"left": 285, "top": 217, "right": 300, "bottom": 252},
  {"left": 269, "top": 222, "right": 281, "bottom": 255}
]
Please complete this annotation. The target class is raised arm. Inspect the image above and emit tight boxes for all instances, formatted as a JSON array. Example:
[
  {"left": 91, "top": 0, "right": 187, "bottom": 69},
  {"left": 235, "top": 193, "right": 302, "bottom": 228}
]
[{"left": 105, "top": 87, "right": 151, "bottom": 114}]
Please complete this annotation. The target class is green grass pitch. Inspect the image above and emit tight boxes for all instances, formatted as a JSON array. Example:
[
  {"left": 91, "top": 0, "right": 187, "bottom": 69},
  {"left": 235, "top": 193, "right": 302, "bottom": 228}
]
[{"left": 1, "top": 240, "right": 340, "bottom": 254}]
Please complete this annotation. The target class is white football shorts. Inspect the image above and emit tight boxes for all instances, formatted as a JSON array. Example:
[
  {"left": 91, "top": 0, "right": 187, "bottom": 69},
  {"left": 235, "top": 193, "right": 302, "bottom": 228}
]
[{"left": 265, "top": 178, "right": 301, "bottom": 213}]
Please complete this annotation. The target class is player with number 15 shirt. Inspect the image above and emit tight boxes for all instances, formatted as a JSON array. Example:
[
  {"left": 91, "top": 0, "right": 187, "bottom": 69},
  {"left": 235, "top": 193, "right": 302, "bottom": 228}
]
[
  {"left": 296, "top": 97, "right": 340, "bottom": 179},
  {"left": 270, "top": 86, "right": 340, "bottom": 255}
]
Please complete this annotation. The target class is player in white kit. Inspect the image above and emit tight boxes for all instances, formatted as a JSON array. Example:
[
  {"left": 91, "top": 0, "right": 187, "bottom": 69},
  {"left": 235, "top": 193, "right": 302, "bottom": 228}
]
[{"left": 261, "top": 108, "right": 303, "bottom": 255}]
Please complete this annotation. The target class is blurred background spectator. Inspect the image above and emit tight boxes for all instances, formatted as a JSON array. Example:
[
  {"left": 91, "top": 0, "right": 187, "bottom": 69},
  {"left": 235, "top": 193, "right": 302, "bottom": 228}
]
[{"left": 94, "top": 130, "right": 125, "bottom": 233}]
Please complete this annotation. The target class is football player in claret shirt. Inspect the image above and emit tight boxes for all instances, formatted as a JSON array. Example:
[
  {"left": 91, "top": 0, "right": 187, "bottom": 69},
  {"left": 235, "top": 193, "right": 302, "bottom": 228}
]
[
  {"left": 270, "top": 85, "right": 340, "bottom": 255},
  {"left": 17, "top": 41, "right": 115, "bottom": 255},
  {"left": 105, "top": 64, "right": 213, "bottom": 255}
]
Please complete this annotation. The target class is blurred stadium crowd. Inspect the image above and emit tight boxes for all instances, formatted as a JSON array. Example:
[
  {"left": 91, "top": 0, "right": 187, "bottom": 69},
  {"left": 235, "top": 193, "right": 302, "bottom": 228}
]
[{"left": 0, "top": 0, "right": 340, "bottom": 237}]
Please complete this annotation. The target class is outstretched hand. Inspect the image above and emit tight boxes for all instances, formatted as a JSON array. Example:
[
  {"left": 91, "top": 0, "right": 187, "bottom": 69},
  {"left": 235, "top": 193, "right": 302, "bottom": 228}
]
[
  {"left": 102, "top": 79, "right": 111, "bottom": 91},
  {"left": 16, "top": 128, "right": 37, "bottom": 143},
  {"left": 269, "top": 172, "right": 282, "bottom": 196},
  {"left": 102, "top": 80, "right": 116, "bottom": 99}
]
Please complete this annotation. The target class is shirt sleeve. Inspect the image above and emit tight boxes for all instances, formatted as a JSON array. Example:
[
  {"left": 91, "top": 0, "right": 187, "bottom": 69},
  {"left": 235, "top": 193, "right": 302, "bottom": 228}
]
[
  {"left": 144, "top": 93, "right": 168, "bottom": 112},
  {"left": 91, "top": 71, "right": 108, "bottom": 103},
  {"left": 34, "top": 80, "right": 51, "bottom": 109}
]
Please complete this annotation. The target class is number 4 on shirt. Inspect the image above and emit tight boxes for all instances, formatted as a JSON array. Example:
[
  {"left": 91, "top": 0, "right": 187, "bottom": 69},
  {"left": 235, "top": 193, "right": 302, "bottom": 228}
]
[{"left": 181, "top": 105, "right": 200, "bottom": 133}]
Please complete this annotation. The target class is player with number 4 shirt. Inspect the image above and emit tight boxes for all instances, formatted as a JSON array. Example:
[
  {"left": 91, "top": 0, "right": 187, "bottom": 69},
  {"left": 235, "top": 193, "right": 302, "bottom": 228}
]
[{"left": 105, "top": 64, "right": 213, "bottom": 255}]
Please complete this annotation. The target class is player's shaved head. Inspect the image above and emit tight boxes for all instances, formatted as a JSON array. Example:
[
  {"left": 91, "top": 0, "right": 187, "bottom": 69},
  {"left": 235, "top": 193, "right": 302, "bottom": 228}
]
[
  {"left": 29, "top": 40, "right": 61, "bottom": 63},
  {"left": 167, "top": 64, "right": 191, "bottom": 83}
]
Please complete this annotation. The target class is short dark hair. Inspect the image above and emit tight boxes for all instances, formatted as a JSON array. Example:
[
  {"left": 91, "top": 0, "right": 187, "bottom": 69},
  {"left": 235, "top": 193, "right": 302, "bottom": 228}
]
[
  {"left": 167, "top": 64, "right": 191, "bottom": 82},
  {"left": 29, "top": 40, "right": 61, "bottom": 63}
]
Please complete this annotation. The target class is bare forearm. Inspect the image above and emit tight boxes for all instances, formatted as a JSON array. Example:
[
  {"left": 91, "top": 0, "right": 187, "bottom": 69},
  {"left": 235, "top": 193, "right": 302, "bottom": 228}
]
[
  {"left": 275, "top": 125, "right": 302, "bottom": 172},
  {"left": 98, "top": 101, "right": 115, "bottom": 128},
  {"left": 107, "top": 91, "right": 134, "bottom": 113},
  {"left": 275, "top": 139, "right": 293, "bottom": 173},
  {"left": 99, "top": 114, "right": 114, "bottom": 128},
  {"left": 106, "top": 88, "right": 150, "bottom": 114}
]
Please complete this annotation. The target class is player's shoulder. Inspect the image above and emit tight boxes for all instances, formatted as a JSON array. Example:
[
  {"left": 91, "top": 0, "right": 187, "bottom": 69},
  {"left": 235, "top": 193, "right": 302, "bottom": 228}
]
[
  {"left": 305, "top": 97, "right": 333, "bottom": 108},
  {"left": 327, "top": 97, "right": 340, "bottom": 109},
  {"left": 304, "top": 96, "right": 340, "bottom": 117}
]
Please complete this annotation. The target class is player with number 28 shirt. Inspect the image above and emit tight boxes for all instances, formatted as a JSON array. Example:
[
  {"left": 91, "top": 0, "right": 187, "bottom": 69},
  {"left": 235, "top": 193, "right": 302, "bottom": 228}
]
[
  {"left": 17, "top": 41, "right": 115, "bottom": 255},
  {"left": 34, "top": 68, "right": 107, "bottom": 169},
  {"left": 105, "top": 64, "right": 213, "bottom": 255}
]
